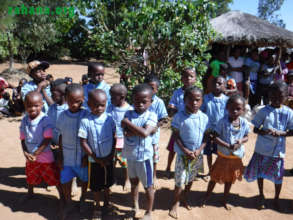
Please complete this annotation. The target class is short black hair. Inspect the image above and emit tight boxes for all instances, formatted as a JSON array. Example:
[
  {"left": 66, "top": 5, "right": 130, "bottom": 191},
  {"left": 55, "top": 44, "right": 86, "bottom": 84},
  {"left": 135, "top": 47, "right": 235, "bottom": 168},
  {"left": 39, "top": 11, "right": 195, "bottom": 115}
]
[
  {"left": 144, "top": 74, "right": 160, "bottom": 87},
  {"left": 269, "top": 80, "right": 288, "bottom": 96},
  {"left": 64, "top": 77, "right": 73, "bottom": 83},
  {"left": 226, "top": 94, "right": 245, "bottom": 108},
  {"left": 213, "top": 75, "right": 226, "bottom": 84},
  {"left": 184, "top": 86, "right": 203, "bottom": 100},
  {"left": 88, "top": 89, "right": 106, "bottom": 102},
  {"left": 51, "top": 78, "right": 66, "bottom": 88},
  {"left": 82, "top": 74, "right": 88, "bottom": 80},
  {"left": 110, "top": 83, "right": 127, "bottom": 95},
  {"left": 88, "top": 62, "right": 105, "bottom": 73},
  {"left": 132, "top": 83, "right": 153, "bottom": 96},
  {"left": 65, "top": 83, "right": 83, "bottom": 97},
  {"left": 46, "top": 74, "right": 53, "bottom": 80},
  {"left": 182, "top": 67, "right": 196, "bottom": 76}
]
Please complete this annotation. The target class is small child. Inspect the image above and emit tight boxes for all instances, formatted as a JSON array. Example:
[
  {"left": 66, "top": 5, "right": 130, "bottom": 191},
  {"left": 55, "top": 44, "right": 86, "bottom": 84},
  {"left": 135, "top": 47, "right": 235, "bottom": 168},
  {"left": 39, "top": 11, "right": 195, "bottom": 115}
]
[
  {"left": 79, "top": 89, "right": 116, "bottom": 219},
  {"left": 47, "top": 79, "right": 68, "bottom": 147},
  {"left": 19, "top": 91, "right": 62, "bottom": 207},
  {"left": 166, "top": 68, "right": 196, "bottom": 178},
  {"left": 122, "top": 84, "right": 157, "bottom": 220},
  {"left": 56, "top": 83, "right": 88, "bottom": 215},
  {"left": 201, "top": 94, "right": 249, "bottom": 210},
  {"left": 21, "top": 60, "right": 54, "bottom": 113},
  {"left": 46, "top": 74, "right": 54, "bottom": 83},
  {"left": 244, "top": 81, "right": 293, "bottom": 210},
  {"left": 144, "top": 75, "right": 168, "bottom": 189},
  {"left": 107, "top": 83, "right": 133, "bottom": 191},
  {"left": 81, "top": 74, "right": 89, "bottom": 86},
  {"left": 169, "top": 86, "right": 209, "bottom": 219},
  {"left": 12, "top": 78, "right": 27, "bottom": 115},
  {"left": 201, "top": 76, "right": 229, "bottom": 174},
  {"left": 83, "top": 62, "right": 111, "bottom": 109}
]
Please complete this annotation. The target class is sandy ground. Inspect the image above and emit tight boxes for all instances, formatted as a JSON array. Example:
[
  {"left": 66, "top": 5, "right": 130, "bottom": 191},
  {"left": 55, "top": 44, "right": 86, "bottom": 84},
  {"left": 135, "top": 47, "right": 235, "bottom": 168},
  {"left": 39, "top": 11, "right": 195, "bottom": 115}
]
[{"left": 0, "top": 62, "right": 293, "bottom": 220}]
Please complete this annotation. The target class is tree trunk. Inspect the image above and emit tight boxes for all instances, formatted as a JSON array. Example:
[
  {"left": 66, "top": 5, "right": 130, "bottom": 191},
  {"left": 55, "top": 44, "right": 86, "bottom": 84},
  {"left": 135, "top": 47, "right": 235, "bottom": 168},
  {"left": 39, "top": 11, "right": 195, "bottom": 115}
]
[{"left": 7, "top": 32, "right": 14, "bottom": 72}]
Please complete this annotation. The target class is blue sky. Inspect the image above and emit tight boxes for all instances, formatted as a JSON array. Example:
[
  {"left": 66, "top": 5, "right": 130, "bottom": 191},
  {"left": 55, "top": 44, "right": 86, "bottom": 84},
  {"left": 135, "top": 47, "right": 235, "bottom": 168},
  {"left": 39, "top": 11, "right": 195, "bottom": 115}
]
[{"left": 230, "top": 0, "right": 293, "bottom": 31}]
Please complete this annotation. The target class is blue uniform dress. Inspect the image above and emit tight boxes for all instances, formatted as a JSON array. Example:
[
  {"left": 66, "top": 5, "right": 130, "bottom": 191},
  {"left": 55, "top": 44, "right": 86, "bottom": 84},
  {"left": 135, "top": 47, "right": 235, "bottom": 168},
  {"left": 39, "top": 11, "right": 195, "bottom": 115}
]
[
  {"left": 56, "top": 109, "right": 89, "bottom": 184},
  {"left": 47, "top": 103, "right": 68, "bottom": 145},
  {"left": 244, "top": 105, "right": 293, "bottom": 184},
  {"left": 21, "top": 81, "right": 52, "bottom": 113},
  {"left": 78, "top": 112, "right": 116, "bottom": 191},
  {"left": 149, "top": 95, "right": 168, "bottom": 163},
  {"left": 201, "top": 93, "right": 228, "bottom": 155},
  {"left": 171, "top": 109, "right": 209, "bottom": 187},
  {"left": 210, "top": 115, "right": 250, "bottom": 184},
  {"left": 122, "top": 110, "right": 157, "bottom": 188},
  {"left": 83, "top": 81, "right": 111, "bottom": 109},
  {"left": 107, "top": 103, "right": 133, "bottom": 168}
]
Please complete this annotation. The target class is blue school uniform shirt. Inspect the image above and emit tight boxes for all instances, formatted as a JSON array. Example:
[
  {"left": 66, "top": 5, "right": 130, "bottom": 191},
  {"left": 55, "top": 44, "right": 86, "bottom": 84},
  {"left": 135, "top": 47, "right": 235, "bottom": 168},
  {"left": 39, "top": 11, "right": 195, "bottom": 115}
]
[
  {"left": 252, "top": 105, "right": 293, "bottom": 158},
  {"left": 122, "top": 110, "right": 158, "bottom": 162},
  {"left": 20, "top": 112, "right": 53, "bottom": 154},
  {"left": 78, "top": 112, "right": 116, "bottom": 162},
  {"left": 149, "top": 95, "right": 168, "bottom": 145},
  {"left": 171, "top": 109, "right": 209, "bottom": 156},
  {"left": 215, "top": 115, "right": 250, "bottom": 158},
  {"left": 56, "top": 109, "right": 88, "bottom": 166},
  {"left": 245, "top": 58, "right": 260, "bottom": 94},
  {"left": 83, "top": 81, "right": 111, "bottom": 109},
  {"left": 107, "top": 103, "right": 133, "bottom": 138},
  {"left": 47, "top": 103, "right": 68, "bottom": 145},
  {"left": 201, "top": 93, "right": 228, "bottom": 131},
  {"left": 169, "top": 87, "right": 185, "bottom": 112},
  {"left": 21, "top": 81, "right": 52, "bottom": 113}
]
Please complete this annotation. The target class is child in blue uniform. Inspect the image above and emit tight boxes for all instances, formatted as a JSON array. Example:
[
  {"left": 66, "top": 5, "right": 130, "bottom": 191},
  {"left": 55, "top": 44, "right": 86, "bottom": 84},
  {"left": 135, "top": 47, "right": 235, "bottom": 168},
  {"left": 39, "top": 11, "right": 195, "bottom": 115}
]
[
  {"left": 169, "top": 86, "right": 209, "bottom": 219},
  {"left": 56, "top": 84, "right": 88, "bottom": 215},
  {"left": 166, "top": 68, "right": 197, "bottom": 178},
  {"left": 201, "top": 76, "right": 229, "bottom": 174},
  {"left": 122, "top": 84, "right": 157, "bottom": 220},
  {"left": 79, "top": 89, "right": 116, "bottom": 219},
  {"left": 107, "top": 83, "right": 133, "bottom": 191},
  {"left": 202, "top": 94, "right": 249, "bottom": 210},
  {"left": 145, "top": 75, "right": 168, "bottom": 189},
  {"left": 244, "top": 81, "right": 293, "bottom": 210}
]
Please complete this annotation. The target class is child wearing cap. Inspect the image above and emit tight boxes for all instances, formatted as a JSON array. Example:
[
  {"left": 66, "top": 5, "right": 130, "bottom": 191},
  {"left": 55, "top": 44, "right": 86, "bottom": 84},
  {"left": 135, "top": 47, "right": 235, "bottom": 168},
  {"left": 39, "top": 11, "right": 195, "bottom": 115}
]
[{"left": 21, "top": 60, "right": 54, "bottom": 113}]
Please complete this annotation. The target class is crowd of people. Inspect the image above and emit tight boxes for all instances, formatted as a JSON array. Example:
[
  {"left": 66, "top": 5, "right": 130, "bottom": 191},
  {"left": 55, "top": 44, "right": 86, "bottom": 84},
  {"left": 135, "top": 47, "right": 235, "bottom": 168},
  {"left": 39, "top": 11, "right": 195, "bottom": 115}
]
[{"left": 0, "top": 51, "right": 293, "bottom": 220}]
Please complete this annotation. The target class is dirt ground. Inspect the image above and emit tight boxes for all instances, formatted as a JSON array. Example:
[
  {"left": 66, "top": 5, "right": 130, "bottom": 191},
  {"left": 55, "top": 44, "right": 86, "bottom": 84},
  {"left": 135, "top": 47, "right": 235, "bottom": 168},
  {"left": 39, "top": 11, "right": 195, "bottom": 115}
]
[{"left": 0, "top": 62, "right": 293, "bottom": 220}]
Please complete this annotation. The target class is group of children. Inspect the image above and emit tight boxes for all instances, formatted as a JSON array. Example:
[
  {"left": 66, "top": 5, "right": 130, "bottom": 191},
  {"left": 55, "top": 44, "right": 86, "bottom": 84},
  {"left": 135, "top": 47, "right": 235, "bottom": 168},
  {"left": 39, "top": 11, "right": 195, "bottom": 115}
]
[{"left": 18, "top": 60, "right": 293, "bottom": 220}]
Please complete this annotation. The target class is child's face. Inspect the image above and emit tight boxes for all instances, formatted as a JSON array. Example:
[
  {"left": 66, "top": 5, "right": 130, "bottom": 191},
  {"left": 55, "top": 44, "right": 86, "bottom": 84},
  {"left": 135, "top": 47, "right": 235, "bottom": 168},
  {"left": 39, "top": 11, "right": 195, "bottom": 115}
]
[
  {"left": 51, "top": 87, "right": 64, "bottom": 104},
  {"left": 148, "top": 81, "right": 158, "bottom": 96},
  {"left": 110, "top": 89, "right": 126, "bottom": 107},
  {"left": 184, "top": 91, "right": 202, "bottom": 114},
  {"left": 269, "top": 90, "right": 287, "bottom": 108},
  {"left": 25, "top": 95, "right": 43, "bottom": 119},
  {"left": 88, "top": 93, "right": 107, "bottom": 116},
  {"left": 181, "top": 70, "right": 196, "bottom": 88},
  {"left": 30, "top": 68, "right": 47, "bottom": 83},
  {"left": 133, "top": 91, "right": 152, "bottom": 114},
  {"left": 213, "top": 78, "right": 225, "bottom": 96},
  {"left": 227, "top": 99, "right": 244, "bottom": 121},
  {"left": 66, "top": 90, "right": 84, "bottom": 113},
  {"left": 90, "top": 66, "right": 105, "bottom": 84}
]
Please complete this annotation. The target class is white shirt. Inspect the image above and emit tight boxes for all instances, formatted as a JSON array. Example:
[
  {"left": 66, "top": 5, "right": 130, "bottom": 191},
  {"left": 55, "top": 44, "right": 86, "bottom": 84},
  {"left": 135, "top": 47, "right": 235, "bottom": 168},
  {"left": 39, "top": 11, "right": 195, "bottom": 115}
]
[{"left": 228, "top": 56, "right": 244, "bottom": 83}]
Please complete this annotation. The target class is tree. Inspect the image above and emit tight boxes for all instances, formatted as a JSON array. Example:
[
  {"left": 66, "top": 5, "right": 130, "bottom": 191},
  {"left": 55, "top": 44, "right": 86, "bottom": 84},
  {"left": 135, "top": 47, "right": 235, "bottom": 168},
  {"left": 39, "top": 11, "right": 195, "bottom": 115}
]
[
  {"left": 258, "top": 0, "right": 285, "bottom": 28},
  {"left": 211, "top": 0, "right": 233, "bottom": 17},
  {"left": 87, "top": 0, "right": 216, "bottom": 102}
]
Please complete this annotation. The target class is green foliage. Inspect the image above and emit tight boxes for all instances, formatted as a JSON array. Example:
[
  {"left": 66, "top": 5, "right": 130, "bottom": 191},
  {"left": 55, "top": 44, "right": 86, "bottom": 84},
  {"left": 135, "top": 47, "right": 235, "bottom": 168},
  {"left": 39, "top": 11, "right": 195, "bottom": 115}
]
[
  {"left": 211, "top": 0, "right": 233, "bottom": 17},
  {"left": 87, "top": 0, "right": 216, "bottom": 103},
  {"left": 258, "top": 0, "right": 285, "bottom": 28}
]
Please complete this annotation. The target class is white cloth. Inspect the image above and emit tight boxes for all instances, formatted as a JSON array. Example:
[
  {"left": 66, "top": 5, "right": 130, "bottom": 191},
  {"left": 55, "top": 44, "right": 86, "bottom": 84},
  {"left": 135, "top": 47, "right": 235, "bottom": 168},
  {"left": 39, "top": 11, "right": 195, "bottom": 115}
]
[{"left": 228, "top": 56, "right": 244, "bottom": 83}]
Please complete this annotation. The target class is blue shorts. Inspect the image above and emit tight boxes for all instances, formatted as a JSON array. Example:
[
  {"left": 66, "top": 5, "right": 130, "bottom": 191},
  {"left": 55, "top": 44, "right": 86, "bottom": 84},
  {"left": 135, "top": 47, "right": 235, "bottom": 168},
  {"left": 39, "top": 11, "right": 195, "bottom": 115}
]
[
  {"left": 204, "top": 141, "right": 217, "bottom": 156},
  {"left": 60, "top": 166, "right": 88, "bottom": 184},
  {"left": 128, "top": 159, "right": 153, "bottom": 188}
]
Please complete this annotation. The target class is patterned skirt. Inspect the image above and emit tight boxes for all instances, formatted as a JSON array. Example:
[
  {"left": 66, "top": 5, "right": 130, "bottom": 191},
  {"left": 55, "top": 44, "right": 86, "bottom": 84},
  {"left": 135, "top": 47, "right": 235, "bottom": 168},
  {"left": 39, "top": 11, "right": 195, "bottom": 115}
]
[
  {"left": 244, "top": 152, "right": 284, "bottom": 184},
  {"left": 210, "top": 152, "right": 244, "bottom": 184}
]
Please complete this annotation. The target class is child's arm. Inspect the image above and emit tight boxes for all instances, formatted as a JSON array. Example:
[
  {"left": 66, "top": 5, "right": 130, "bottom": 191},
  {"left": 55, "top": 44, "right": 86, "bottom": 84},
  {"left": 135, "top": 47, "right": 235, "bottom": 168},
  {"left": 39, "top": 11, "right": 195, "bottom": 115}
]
[
  {"left": 36, "top": 80, "right": 54, "bottom": 106},
  {"left": 32, "top": 137, "right": 52, "bottom": 156},
  {"left": 80, "top": 138, "right": 106, "bottom": 166},
  {"left": 194, "top": 132, "right": 208, "bottom": 156},
  {"left": 121, "top": 118, "right": 156, "bottom": 138},
  {"left": 173, "top": 129, "right": 196, "bottom": 159},
  {"left": 21, "top": 140, "right": 35, "bottom": 161},
  {"left": 167, "top": 106, "right": 177, "bottom": 117},
  {"left": 253, "top": 127, "right": 271, "bottom": 136}
]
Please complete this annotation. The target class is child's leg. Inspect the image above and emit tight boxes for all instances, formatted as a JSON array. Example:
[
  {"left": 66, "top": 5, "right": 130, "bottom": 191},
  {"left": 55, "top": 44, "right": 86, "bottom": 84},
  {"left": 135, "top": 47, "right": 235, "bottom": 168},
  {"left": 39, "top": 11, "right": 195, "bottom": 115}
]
[
  {"left": 169, "top": 186, "right": 182, "bottom": 219},
  {"left": 130, "top": 177, "right": 140, "bottom": 214},
  {"left": 166, "top": 151, "right": 175, "bottom": 176},
  {"left": 223, "top": 182, "right": 232, "bottom": 210},
  {"left": 207, "top": 155, "right": 212, "bottom": 173},
  {"left": 28, "top": 184, "right": 34, "bottom": 197},
  {"left": 201, "top": 180, "right": 216, "bottom": 207},
  {"left": 257, "top": 178, "right": 265, "bottom": 209},
  {"left": 153, "top": 162, "right": 158, "bottom": 189},
  {"left": 62, "top": 180, "right": 73, "bottom": 202},
  {"left": 123, "top": 167, "right": 131, "bottom": 191},
  {"left": 274, "top": 183, "right": 282, "bottom": 210},
  {"left": 181, "top": 181, "right": 193, "bottom": 210},
  {"left": 143, "top": 186, "right": 154, "bottom": 220}
]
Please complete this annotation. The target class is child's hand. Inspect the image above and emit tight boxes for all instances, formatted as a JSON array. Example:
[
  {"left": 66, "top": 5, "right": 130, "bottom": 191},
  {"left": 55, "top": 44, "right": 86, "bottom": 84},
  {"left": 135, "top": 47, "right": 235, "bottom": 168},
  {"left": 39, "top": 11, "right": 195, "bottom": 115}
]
[
  {"left": 121, "top": 118, "right": 130, "bottom": 128},
  {"left": 270, "top": 130, "right": 285, "bottom": 137},
  {"left": 124, "top": 128, "right": 135, "bottom": 137},
  {"left": 50, "top": 145, "right": 59, "bottom": 150},
  {"left": 185, "top": 149, "right": 196, "bottom": 160},
  {"left": 24, "top": 152, "right": 36, "bottom": 162},
  {"left": 38, "top": 80, "right": 49, "bottom": 90},
  {"left": 194, "top": 149, "right": 201, "bottom": 157}
]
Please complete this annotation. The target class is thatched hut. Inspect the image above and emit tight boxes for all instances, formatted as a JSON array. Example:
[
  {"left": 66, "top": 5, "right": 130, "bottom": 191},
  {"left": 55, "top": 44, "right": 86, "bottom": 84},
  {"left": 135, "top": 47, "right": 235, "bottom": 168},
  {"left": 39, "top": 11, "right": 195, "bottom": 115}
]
[{"left": 210, "top": 10, "right": 293, "bottom": 48}]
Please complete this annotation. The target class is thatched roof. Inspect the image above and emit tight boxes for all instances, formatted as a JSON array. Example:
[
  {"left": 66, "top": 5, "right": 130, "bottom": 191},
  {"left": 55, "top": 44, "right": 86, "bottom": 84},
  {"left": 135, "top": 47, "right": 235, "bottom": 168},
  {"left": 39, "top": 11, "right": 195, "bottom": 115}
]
[{"left": 210, "top": 10, "right": 293, "bottom": 48}]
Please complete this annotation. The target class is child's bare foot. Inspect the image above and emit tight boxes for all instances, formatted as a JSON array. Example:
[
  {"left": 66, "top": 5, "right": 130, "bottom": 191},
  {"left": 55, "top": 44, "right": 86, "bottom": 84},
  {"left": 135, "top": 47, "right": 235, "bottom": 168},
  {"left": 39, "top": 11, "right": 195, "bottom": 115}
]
[
  {"left": 200, "top": 198, "right": 208, "bottom": 208},
  {"left": 123, "top": 179, "right": 131, "bottom": 192},
  {"left": 141, "top": 211, "right": 152, "bottom": 220},
  {"left": 45, "top": 185, "right": 55, "bottom": 192},
  {"left": 257, "top": 195, "right": 266, "bottom": 210},
  {"left": 181, "top": 200, "right": 192, "bottom": 210},
  {"left": 169, "top": 203, "right": 179, "bottom": 219},
  {"left": 273, "top": 199, "right": 281, "bottom": 211},
  {"left": 222, "top": 202, "right": 232, "bottom": 211}
]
